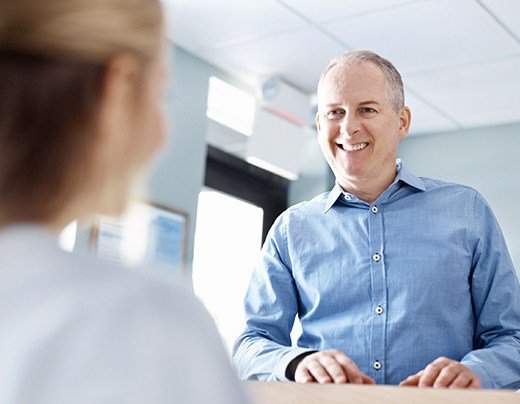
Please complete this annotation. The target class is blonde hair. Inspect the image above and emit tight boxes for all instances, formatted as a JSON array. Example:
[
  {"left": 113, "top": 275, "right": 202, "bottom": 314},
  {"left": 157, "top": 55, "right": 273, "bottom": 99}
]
[
  {"left": 0, "top": 0, "right": 162, "bottom": 63},
  {"left": 318, "top": 50, "right": 405, "bottom": 113},
  {"left": 0, "top": 0, "right": 163, "bottom": 224}
]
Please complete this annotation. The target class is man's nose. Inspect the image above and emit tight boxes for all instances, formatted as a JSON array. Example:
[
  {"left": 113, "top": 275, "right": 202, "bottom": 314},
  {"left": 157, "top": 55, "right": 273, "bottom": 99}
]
[{"left": 340, "top": 111, "right": 360, "bottom": 136}]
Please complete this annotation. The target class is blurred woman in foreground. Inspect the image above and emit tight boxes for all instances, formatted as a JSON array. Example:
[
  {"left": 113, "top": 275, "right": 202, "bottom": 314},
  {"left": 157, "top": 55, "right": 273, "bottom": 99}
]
[{"left": 0, "top": 0, "right": 246, "bottom": 402}]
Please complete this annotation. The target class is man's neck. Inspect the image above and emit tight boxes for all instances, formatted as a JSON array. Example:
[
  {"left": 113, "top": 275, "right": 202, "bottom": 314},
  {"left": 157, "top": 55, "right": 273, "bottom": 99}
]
[{"left": 340, "top": 168, "right": 398, "bottom": 205}]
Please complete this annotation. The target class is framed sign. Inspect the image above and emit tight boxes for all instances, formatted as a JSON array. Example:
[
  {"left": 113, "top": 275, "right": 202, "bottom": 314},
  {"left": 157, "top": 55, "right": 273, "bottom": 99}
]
[{"left": 92, "top": 201, "right": 187, "bottom": 273}]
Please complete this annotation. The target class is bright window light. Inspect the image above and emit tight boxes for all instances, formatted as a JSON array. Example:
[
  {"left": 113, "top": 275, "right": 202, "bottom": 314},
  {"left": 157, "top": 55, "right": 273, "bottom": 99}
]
[
  {"left": 206, "top": 76, "right": 256, "bottom": 136},
  {"left": 192, "top": 188, "right": 263, "bottom": 353},
  {"left": 58, "top": 220, "right": 77, "bottom": 252}
]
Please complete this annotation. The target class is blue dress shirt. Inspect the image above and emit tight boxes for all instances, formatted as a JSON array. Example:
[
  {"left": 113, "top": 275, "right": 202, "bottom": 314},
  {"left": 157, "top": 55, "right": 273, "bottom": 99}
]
[{"left": 233, "top": 161, "right": 520, "bottom": 389}]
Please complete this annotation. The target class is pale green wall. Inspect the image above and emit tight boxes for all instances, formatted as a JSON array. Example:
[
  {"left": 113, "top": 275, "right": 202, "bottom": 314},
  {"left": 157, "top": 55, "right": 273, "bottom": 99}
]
[
  {"left": 146, "top": 45, "right": 252, "bottom": 276},
  {"left": 147, "top": 46, "right": 214, "bottom": 273}
]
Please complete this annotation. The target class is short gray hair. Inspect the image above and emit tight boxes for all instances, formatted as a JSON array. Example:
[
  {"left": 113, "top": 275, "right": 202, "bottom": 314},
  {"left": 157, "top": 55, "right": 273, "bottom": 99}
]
[{"left": 318, "top": 50, "right": 405, "bottom": 113}]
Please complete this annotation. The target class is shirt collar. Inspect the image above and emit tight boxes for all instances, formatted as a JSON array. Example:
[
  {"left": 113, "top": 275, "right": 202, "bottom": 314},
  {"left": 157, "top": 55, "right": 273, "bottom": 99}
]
[
  {"left": 323, "top": 159, "right": 426, "bottom": 213},
  {"left": 324, "top": 183, "right": 344, "bottom": 213},
  {"left": 394, "top": 159, "right": 426, "bottom": 192}
]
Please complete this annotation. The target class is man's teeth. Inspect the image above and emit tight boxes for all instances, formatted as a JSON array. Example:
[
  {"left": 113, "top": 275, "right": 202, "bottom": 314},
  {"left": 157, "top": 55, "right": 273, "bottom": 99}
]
[{"left": 342, "top": 143, "right": 368, "bottom": 151}]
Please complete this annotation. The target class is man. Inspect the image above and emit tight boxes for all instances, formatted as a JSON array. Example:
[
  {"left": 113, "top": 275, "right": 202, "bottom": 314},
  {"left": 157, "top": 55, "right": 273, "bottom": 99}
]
[{"left": 232, "top": 50, "right": 520, "bottom": 389}]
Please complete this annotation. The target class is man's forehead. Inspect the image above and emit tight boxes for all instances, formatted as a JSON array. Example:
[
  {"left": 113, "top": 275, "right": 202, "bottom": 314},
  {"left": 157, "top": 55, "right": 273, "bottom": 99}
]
[
  {"left": 317, "top": 61, "right": 387, "bottom": 103},
  {"left": 321, "top": 61, "right": 384, "bottom": 87}
]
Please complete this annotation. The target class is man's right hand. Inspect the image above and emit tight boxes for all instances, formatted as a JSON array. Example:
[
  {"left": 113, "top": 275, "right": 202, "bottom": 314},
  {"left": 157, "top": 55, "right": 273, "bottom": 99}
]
[{"left": 294, "top": 349, "right": 377, "bottom": 384}]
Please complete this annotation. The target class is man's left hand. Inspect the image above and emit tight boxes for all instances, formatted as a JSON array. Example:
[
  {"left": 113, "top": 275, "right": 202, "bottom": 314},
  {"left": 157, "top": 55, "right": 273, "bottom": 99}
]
[{"left": 399, "top": 357, "right": 481, "bottom": 389}]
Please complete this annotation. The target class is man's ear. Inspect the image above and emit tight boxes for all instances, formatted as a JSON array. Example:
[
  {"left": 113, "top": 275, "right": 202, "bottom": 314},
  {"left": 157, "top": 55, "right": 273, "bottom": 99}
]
[
  {"left": 315, "top": 111, "right": 321, "bottom": 132},
  {"left": 397, "top": 106, "right": 411, "bottom": 141}
]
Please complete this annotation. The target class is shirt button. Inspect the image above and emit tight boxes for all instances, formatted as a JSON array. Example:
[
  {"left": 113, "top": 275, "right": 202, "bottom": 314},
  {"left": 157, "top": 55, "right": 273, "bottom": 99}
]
[
  {"left": 371, "top": 205, "right": 378, "bottom": 214},
  {"left": 373, "top": 361, "right": 382, "bottom": 370},
  {"left": 372, "top": 253, "right": 381, "bottom": 262},
  {"left": 344, "top": 194, "right": 351, "bottom": 200},
  {"left": 375, "top": 306, "right": 383, "bottom": 315}
]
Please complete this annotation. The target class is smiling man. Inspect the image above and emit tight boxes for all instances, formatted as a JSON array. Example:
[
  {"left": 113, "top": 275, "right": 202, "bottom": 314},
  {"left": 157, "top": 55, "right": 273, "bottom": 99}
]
[{"left": 232, "top": 50, "right": 520, "bottom": 390}]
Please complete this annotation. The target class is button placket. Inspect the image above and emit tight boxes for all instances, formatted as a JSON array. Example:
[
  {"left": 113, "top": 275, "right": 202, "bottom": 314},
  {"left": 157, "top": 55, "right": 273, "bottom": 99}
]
[{"left": 367, "top": 200, "right": 386, "bottom": 384}]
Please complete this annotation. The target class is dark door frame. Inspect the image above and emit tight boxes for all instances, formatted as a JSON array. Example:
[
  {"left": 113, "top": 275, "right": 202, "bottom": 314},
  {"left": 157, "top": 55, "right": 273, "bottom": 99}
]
[{"left": 204, "top": 145, "right": 289, "bottom": 243}]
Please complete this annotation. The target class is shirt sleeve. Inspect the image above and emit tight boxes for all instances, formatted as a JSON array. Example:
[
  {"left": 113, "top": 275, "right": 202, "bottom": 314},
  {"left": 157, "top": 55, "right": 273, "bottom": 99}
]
[
  {"left": 232, "top": 214, "right": 315, "bottom": 381},
  {"left": 460, "top": 191, "right": 520, "bottom": 390}
]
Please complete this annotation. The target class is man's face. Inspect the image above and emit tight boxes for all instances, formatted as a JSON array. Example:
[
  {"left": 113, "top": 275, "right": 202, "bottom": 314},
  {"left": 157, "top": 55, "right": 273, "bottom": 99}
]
[{"left": 316, "top": 62, "right": 410, "bottom": 190}]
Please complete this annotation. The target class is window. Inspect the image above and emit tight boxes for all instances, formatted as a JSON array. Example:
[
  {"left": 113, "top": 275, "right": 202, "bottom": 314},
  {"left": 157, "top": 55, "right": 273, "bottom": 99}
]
[
  {"left": 193, "top": 146, "right": 290, "bottom": 353},
  {"left": 206, "top": 76, "right": 256, "bottom": 136},
  {"left": 192, "top": 188, "right": 264, "bottom": 353}
]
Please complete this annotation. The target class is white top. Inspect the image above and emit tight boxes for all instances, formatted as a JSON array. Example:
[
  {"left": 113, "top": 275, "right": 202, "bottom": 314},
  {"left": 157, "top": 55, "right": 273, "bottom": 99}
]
[{"left": 0, "top": 225, "right": 248, "bottom": 404}]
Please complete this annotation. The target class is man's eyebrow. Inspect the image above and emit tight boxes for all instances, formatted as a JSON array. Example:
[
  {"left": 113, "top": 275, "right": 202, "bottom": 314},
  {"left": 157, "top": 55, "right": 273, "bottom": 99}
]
[{"left": 324, "top": 101, "right": 380, "bottom": 108}]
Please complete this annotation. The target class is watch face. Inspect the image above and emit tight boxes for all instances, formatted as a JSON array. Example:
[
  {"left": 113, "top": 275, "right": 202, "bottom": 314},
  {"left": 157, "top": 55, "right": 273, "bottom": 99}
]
[{"left": 262, "top": 76, "right": 281, "bottom": 101}]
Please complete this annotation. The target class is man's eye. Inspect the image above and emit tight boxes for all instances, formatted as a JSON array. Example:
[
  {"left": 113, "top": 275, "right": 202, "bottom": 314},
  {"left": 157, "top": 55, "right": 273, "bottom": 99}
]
[
  {"left": 326, "top": 110, "right": 343, "bottom": 118},
  {"left": 361, "top": 107, "right": 376, "bottom": 113}
]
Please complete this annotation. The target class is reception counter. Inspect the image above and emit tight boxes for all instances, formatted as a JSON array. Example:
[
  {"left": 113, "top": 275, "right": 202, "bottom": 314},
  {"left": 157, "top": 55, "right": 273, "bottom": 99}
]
[{"left": 245, "top": 381, "right": 519, "bottom": 403}]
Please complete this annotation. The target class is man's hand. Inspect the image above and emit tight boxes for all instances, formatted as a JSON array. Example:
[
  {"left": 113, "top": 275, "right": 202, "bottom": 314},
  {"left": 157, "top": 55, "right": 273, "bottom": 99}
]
[
  {"left": 294, "top": 349, "right": 376, "bottom": 384},
  {"left": 399, "top": 357, "right": 481, "bottom": 389}
]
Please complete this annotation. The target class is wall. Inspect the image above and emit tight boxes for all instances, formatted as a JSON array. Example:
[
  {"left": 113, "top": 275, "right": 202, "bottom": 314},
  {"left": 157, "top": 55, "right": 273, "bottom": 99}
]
[
  {"left": 146, "top": 46, "right": 219, "bottom": 276},
  {"left": 398, "top": 122, "right": 520, "bottom": 276}
]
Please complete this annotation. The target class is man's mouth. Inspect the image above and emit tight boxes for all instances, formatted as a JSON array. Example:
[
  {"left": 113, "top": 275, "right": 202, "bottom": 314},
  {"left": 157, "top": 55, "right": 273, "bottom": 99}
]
[{"left": 336, "top": 142, "right": 369, "bottom": 152}]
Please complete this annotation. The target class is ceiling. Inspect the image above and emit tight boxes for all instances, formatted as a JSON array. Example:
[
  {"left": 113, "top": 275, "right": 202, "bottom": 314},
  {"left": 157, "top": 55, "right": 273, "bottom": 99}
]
[{"left": 162, "top": 0, "right": 520, "bottom": 136}]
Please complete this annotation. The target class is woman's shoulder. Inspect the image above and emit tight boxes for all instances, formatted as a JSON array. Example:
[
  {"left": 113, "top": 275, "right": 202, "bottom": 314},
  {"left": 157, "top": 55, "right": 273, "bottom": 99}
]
[
  {"left": 0, "top": 225, "right": 247, "bottom": 403},
  {"left": 63, "top": 248, "right": 207, "bottom": 327},
  {"left": 0, "top": 224, "right": 207, "bottom": 330}
]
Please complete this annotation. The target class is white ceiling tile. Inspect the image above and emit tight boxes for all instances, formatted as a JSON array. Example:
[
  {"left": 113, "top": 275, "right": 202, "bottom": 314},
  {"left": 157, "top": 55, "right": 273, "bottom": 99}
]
[
  {"left": 198, "top": 27, "right": 346, "bottom": 93},
  {"left": 405, "top": 55, "right": 520, "bottom": 128},
  {"left": 162, "top": 0, "right": 306, "bottom": 52},
  {"left": 405, "top": 91, "right": 459, "bottom": 135},
  {"left": 279, "top": 0, "right": 419, "bottom": 24},
  {"left": 324, "top": 0, "right": 520, "bottom": 74},
  {"left": 479, "top": 0, "right": 520, "bottom": 41}
]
